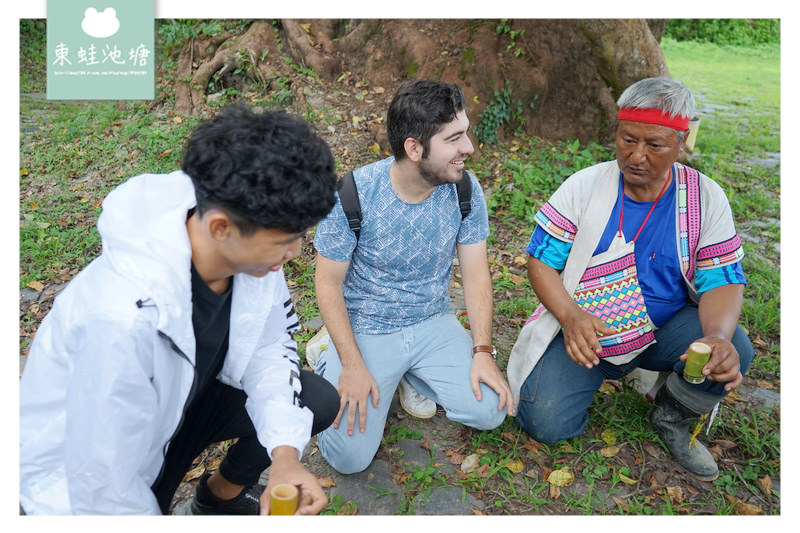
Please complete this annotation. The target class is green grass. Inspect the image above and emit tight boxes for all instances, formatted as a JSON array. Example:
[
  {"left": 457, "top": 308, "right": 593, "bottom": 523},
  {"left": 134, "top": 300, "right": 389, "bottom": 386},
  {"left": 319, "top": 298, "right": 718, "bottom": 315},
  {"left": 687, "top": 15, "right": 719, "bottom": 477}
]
[{"left": 662, "top": 38, "right": 781, "bottom": 352}]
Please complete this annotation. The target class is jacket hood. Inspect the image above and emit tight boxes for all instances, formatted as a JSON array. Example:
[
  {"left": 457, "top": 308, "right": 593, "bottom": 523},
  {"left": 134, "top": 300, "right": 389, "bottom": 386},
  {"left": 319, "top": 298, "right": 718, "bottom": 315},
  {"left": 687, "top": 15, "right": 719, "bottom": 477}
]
[{"left": 97, "top": 171, "right": 197, "bottom": 351}]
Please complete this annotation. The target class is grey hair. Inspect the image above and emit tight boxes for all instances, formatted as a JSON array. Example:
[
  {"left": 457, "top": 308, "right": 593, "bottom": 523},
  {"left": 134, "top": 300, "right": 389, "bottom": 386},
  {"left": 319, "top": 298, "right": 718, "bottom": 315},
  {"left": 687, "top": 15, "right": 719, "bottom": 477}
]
[{"left": 617, "top": 77, "right": 695, "bottom": 141}]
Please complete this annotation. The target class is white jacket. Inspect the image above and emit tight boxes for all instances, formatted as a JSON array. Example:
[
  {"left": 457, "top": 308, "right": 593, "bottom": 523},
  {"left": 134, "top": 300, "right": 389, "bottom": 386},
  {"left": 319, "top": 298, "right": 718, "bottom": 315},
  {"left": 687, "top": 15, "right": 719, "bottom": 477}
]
[{"left": 19, "top": 171, "right": 314, "bottom": 515}]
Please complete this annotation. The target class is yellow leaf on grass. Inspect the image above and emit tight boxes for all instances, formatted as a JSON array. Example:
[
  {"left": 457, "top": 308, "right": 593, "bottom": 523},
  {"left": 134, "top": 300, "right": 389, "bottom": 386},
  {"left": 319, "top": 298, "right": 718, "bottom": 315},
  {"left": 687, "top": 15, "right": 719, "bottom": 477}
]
[
  {"left": 618, "top": 473, "right": 638, "bottom": 485},
  {"left": 172, "top": 116, "right": 183, "bottom": 124},
  {"left": 367, "top": 142, "right": 381, "bottom": 154},
  {"left": 206, "top": 458, "right": 222, "bottom": 471},
  {"left": 503, "top": 459, "right": 525, "bottom": 474},
  {"left": 547, "top": 467, "right": 574, "bottom": 487},
  {"left": 27, "top": 281, "right": 45, "bottom": 292},
  {"left": 601, "top": 429, "right": 617, "bottom": 446},
  {"left": 510, "top": 274, "right": 527, "bottom": 286}
]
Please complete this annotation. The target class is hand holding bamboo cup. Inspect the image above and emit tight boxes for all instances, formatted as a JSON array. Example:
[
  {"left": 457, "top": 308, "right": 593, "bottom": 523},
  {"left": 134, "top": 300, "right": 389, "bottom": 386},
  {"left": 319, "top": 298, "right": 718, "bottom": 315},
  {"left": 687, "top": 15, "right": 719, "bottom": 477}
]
[{"left": 268, "top": 483, "right": 299, "bottom": 515}]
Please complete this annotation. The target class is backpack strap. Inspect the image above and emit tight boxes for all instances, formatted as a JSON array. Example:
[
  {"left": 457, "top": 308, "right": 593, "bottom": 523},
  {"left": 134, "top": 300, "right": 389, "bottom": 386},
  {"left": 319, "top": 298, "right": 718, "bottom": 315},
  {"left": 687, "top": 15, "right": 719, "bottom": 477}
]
[
  {"left": 338, "top": 168, "right": 472, "bottom": 242},
  {"left": 456, "top": 169, "right": 472, "bottom": 220},
  {"left": 337, "top": 171, "right": 362, "bottom": 240}
]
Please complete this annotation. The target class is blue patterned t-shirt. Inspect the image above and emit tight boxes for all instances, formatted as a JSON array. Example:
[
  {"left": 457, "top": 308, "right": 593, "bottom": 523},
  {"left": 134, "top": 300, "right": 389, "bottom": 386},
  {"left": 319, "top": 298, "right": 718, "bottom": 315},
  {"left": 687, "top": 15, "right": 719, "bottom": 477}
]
[{"left": 313, "top": 156, "right": 490, "bottom": 334}]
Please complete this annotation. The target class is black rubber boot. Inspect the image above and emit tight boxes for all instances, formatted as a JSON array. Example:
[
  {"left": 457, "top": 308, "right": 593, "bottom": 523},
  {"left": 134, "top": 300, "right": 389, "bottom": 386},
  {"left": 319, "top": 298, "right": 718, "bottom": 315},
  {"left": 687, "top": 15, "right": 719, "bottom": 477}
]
[
  {"left": 648, "top": 373, "right": 720, "bottom": 481},
  {"left": 190, "top": 472, "right": 265, "bottom": 515}
]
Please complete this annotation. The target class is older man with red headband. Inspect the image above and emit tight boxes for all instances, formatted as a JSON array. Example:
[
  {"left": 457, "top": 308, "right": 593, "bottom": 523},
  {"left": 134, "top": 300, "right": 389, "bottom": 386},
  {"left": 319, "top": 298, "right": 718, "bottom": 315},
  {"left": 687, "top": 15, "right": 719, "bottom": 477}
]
[{"left": 508, "top": 77, "right": 754, "bottom": 481}]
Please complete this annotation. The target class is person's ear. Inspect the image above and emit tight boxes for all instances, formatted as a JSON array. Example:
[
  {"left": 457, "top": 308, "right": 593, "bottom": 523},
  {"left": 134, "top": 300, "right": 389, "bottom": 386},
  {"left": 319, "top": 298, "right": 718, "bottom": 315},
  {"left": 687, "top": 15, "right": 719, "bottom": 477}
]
[
  {"left": 404, "top": 137, "right": 424, "bottom": 162},
  {"left": 206, "top": 211, "right": 234, "bottom": 242}
]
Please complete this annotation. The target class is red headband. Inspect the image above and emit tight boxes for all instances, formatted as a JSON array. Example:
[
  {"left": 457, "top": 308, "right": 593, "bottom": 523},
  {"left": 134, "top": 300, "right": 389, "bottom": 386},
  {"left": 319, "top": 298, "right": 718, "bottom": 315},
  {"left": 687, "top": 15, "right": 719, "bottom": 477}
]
[{"left": 617, "top": 107, "right": 690, "bottom": 131}]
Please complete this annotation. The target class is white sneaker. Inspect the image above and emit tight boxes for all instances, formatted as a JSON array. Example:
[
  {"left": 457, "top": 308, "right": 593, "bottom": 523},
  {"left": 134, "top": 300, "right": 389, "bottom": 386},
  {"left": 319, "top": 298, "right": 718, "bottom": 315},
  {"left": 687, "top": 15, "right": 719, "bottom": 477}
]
[
  {"left": 304, "top": 326, "right": 329, "bottom": 370},
  {"left": 397, "top": 376, "right": 437, "bottom": 419}
]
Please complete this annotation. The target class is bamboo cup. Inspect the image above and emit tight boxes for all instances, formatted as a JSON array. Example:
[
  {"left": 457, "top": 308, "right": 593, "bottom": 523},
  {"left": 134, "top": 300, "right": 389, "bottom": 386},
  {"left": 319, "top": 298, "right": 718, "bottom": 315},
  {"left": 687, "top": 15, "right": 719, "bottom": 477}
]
[
  {"left": 269, "top": 483, "right": 298, "bottom": 515},
  {"left": 683, "top": 342, "right": 712, "bottom": 384}
]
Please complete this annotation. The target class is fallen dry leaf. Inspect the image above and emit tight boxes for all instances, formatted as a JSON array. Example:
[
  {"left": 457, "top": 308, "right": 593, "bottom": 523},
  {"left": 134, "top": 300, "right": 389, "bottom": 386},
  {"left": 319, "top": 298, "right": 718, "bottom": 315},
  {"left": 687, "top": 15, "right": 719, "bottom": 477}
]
[
  {"left": 686, "top": 484, "right": 700, "bottom": 495},
  {"left": 503, "top": 459, "right": 525, "bottom": 474},
  {"left": 598, "top": 382, "right": 617, "bottom": 395},
  {"left": 666, "top": 486, "right": 685, "bottom": 506},
  {"left": 420, "top": 438, "right": 431, "bottom": 453},
  {"left": 547, "top": 467, "right": 574, "bottom": 487},
  {"left": 758, "top": 475, "right": 773, "bottom": 497},
  {"left": 461, "top": 453, "right": 480, "bottom": 473},
  {"left": 643, "top": 441, "right": 662, "bottom": 459},
  {"left": 611, "top": 496, "right": 629, "bottom": 512},
  {"left": 450, "top": 453, "right": 465, "bottom": 466},
  {"left": 182, "top": 464, "right": 205, "bottom": 482},
  {"left": 206, "top": 458, "right": 222, "bottom": 472},
  {"left": 714, "top": 439, "right": 737, "bottom": 450},
  {"left": 501, "top": 431, "right": 517, "bottom": 442},
  {"left": 476, "top": 464, "right": 492, "bottom": 478},
  {"left": 523, "top": 469, "right": 538, "bottom": 480},
  {"left": 471, "top": 508, "right": 485, "bottom": 515},
  {"left": 513, "top": 255, "right": 527, "bottom": 266},
  {"left": 600, "top": 445, "right": 620, "bottom": 458},
  {"left": 510, "top": 274, "right": 527, "bottom": 286},
  {"left": 522, "top": 440, "right": 543, "bottom": 453},
  {"left": 756, "top": 379, "right": 776, "bottom": 391},
  {"left": 27, "top": 281, "right": 45, "bottom": 292},
  {"left": 733, "top": 502, "right": 764, "bottom": 515},
  {"left": 618, "top": 473, "right": 638, "bottom": 485},
  {"left": 318, "top": 476, "right": 336, "bottom": 488}
]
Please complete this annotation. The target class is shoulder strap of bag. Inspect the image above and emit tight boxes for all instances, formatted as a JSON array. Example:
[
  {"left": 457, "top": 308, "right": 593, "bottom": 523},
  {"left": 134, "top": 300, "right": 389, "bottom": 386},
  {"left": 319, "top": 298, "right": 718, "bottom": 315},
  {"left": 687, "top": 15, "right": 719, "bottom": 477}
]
[
  {"left": 339, "top": 168, "right": 473, "bottom": 242},
  {"left": 338, "top": 171, "right": 362, "bottom": 240},
  {"left": 456, "top": 169, "right": 472, "bottom": 220}
]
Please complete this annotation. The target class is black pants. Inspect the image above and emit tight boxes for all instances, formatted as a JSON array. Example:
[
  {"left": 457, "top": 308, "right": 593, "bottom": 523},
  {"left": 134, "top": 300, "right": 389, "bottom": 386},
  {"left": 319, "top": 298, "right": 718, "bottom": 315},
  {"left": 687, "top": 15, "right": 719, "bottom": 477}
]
[{"left": 151, "top": 370, "right": 338, "bottom": 514}]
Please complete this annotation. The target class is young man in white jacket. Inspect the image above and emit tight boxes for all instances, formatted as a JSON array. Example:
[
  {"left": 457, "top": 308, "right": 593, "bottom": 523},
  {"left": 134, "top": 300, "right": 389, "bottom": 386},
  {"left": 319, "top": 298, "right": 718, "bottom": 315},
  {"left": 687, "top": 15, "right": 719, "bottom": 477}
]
[{"left": 19, "top": 107, "right": 340, "bottom": 515}]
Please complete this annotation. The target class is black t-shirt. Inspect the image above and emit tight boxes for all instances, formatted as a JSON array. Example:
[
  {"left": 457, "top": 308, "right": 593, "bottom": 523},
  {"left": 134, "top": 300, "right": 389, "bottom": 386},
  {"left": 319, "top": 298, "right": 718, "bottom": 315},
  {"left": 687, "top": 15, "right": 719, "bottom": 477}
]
[{"left": 188, "top": 263, "right": 232, "bottom": 407}]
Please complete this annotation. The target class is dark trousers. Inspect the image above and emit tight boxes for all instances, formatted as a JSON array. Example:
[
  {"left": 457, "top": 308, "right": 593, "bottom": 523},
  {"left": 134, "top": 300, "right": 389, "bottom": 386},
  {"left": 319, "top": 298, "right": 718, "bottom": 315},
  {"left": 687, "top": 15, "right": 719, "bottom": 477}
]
[
  {"left": 151, "top": 370, "right": 338, "bottom": 514},
  {"left": 515, "top": 304, "right": 754, "bottom": 444}
]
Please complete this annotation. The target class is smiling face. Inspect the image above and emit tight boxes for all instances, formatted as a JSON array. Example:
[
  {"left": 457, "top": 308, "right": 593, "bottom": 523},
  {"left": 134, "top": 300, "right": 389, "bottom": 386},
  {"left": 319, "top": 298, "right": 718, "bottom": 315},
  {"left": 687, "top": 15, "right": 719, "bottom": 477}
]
[
  {"left": 417, "top": 110, "right": 474, "bottom": 186},
  {"left": 615, "top": 120, "right": 684, "bottom": 198}
]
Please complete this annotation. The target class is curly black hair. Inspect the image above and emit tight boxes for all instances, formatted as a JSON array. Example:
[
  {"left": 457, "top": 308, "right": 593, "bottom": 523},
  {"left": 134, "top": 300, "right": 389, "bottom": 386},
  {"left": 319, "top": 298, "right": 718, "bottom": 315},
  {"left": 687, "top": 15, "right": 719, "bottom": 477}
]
[
  {"left": 182, "top": 106, "right": 337, "bottom": 235},
  {"left": 387, "top": 80, "right": 466, "bottom": 161}
]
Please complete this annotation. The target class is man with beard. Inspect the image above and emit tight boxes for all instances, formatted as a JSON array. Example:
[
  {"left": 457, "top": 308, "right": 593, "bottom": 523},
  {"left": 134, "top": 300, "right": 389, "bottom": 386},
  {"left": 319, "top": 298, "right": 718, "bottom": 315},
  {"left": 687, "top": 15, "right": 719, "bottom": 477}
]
[{"left": 310, "top": 80, "right": 515, "bottom": 474}]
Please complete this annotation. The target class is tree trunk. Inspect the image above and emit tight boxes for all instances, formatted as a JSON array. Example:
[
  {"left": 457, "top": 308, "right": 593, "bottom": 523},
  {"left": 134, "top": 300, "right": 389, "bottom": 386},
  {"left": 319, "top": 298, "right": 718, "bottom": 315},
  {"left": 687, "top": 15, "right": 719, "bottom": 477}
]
[{"left": 170, "top": 19, "right": 668, "bottom": 143}]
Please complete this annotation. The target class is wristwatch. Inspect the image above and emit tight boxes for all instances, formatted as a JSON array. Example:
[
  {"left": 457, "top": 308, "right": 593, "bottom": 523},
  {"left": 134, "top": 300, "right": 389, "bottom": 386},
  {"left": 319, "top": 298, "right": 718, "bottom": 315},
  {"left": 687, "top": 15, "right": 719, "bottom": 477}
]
[{"left": 472, "top": 345, "right": 497, "bottom": 360}]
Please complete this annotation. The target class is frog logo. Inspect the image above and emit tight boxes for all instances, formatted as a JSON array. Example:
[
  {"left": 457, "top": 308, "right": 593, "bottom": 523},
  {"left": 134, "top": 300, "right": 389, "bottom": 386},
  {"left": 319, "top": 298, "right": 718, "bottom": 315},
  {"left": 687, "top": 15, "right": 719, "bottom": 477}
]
[{"left": 81, "top": 7, "right": 120, "bottom": 39}]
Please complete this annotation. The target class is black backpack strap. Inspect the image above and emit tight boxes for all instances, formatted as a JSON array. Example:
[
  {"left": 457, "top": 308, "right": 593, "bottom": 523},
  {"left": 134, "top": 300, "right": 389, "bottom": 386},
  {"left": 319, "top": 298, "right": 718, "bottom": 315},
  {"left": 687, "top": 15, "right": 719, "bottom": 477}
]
[
  {"left": 456, "top": 169, "right": 472, "bottom": 220},
  {"left": 337, "top": 171, "right": 362, "bottom": 240}
]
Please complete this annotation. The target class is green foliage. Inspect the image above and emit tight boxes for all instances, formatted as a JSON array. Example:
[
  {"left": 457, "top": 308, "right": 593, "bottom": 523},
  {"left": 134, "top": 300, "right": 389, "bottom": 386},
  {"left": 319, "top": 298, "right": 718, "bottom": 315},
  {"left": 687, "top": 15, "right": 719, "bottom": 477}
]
[
  {"left": 665, "top": 19, "right": 780, "bottom": 46},
  {"left": 382, "top": 424, "right": 423, "bottom": 445},
  {"left": 485, "top": 138, "right": 613, "bottom": 222},
  {"left": 473, "top": 85, "right": 525, "bottom": 145},
  {"left": 20, "top": 19, "right": 47, "bottom": 93},
  {"left": 496, "top": 19, "right": 526, "bottom": 57},
  {"left": 156, "top": 19, "right": 252, "bottom": 58}
]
